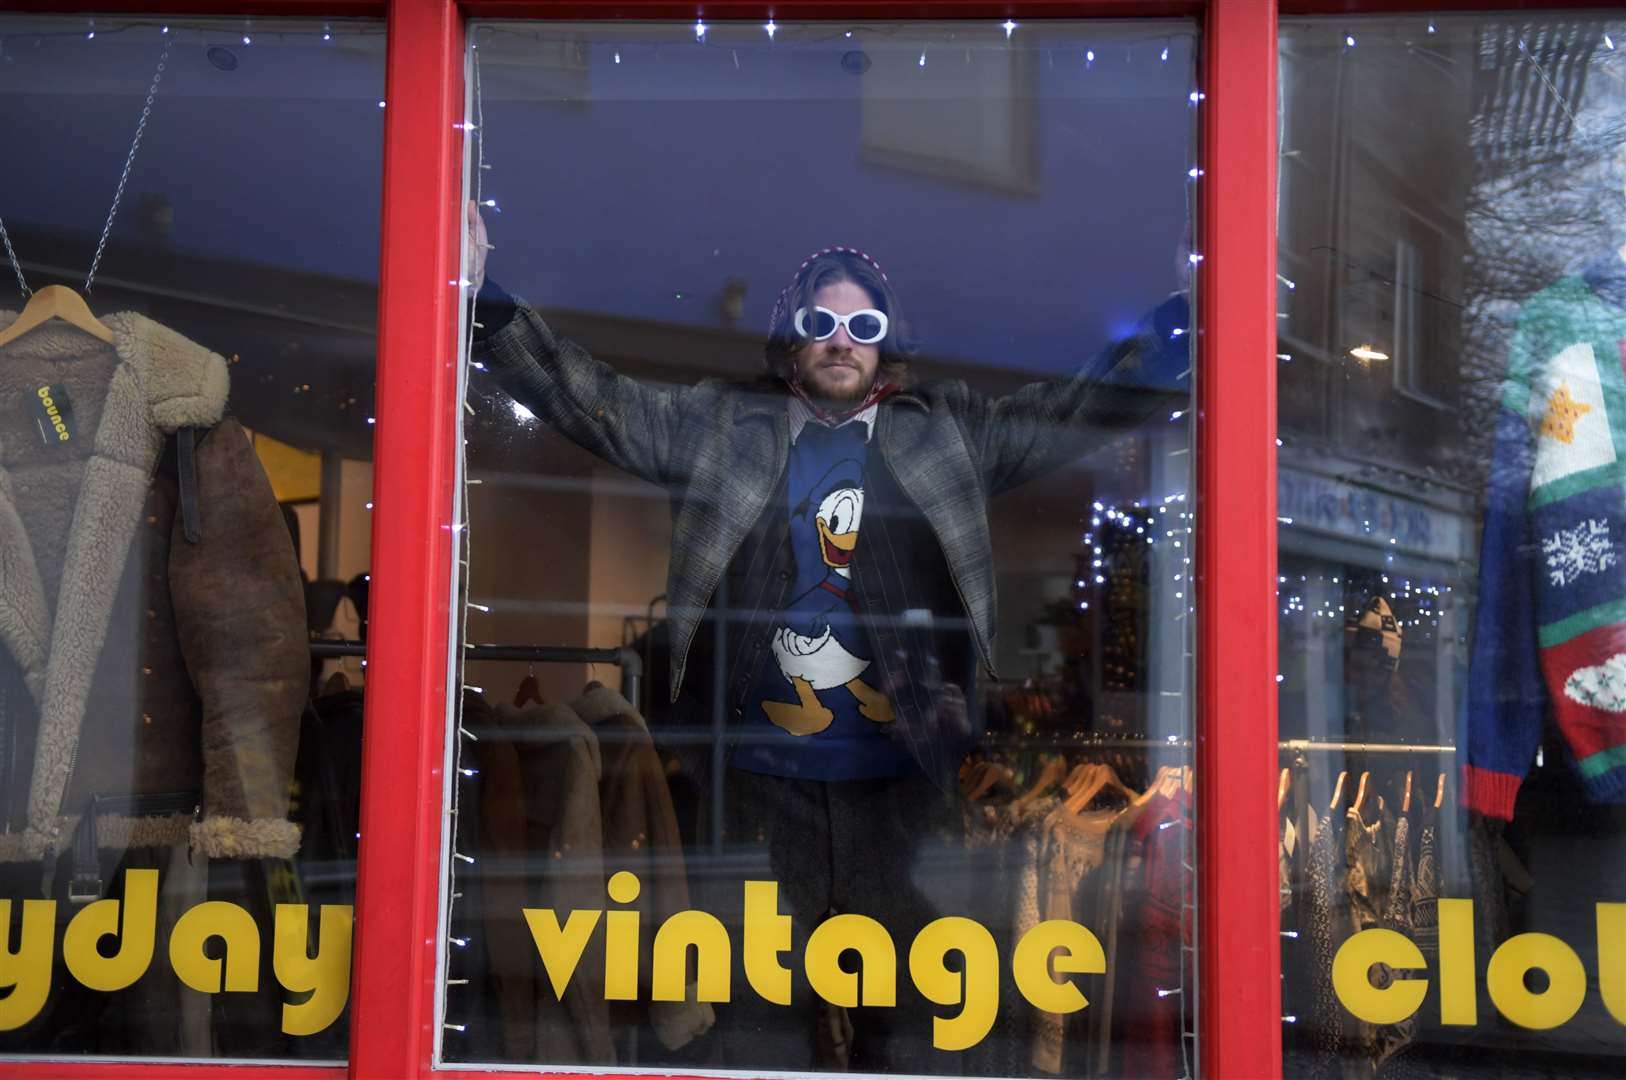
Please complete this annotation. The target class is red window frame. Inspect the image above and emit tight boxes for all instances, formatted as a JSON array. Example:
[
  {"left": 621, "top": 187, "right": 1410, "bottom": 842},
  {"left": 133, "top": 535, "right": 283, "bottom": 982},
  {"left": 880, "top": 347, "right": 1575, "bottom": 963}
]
[{"left": 0, "top": 1, "right": 1601, "bottom": 1078}]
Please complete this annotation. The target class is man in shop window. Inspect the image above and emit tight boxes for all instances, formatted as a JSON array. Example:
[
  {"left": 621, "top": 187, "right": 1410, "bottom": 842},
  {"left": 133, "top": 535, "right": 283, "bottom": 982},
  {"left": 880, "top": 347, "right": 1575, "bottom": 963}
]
[{"left": 466, "top": 203, "right": 1162, "bottom": 1072}]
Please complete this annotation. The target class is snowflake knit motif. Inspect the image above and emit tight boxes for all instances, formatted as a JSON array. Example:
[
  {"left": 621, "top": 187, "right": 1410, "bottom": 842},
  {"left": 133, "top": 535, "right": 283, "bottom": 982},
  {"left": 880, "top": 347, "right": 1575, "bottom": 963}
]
[
  {"left": 1564, "top": 652, "right": 1626, "bottom": 712},
  {"left": 1539, "top": 381, "right": 1593, "bottom": 444},
  {"left": 1542, "top": 517, "right": 1618, "bottom": 586}
]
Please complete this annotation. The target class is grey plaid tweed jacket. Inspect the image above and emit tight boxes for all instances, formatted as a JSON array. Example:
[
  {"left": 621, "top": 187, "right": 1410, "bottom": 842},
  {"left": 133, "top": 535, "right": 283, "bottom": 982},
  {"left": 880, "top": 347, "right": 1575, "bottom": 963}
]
[{"left": 477, "top": 300, "right": 1156, "bottom": 711}]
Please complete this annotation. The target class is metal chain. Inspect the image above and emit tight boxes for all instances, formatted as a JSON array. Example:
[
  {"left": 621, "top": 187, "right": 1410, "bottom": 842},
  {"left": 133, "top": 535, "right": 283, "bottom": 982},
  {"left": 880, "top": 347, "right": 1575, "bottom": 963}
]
[
  {"left": 85, "top": 32, "right": 172, "bottom": 293},
  {"left": 0, "top": 216, "right": 31, "bottom": 300}
]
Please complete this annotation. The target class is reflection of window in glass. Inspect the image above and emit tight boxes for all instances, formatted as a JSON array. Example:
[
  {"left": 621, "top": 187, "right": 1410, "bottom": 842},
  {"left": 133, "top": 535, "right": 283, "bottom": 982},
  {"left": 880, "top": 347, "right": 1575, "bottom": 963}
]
[
  {"left": 445, "top": 19, "right": 1199, "bottom": 1077},
  {"left": 0, "top": 16, "right": 382, "bottom": 1063},
  {"left": 1279, "top": 17, "right": 1626, "bottom": 1080}
]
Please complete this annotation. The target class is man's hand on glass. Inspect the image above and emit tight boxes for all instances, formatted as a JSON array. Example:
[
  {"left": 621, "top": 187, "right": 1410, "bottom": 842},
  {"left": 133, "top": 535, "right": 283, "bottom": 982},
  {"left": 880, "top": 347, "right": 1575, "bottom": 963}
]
[{"left": 466, "top": 200, "right": 491, "bottom": 293}]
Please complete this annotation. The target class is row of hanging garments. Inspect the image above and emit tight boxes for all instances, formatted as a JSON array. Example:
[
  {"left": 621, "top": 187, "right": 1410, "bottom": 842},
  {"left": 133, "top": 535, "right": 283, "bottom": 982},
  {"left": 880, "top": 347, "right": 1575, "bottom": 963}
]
[
  {"left": 445, "top": 680, "right": 711, "bottom": 1068},
  {"left": 1280, "top": 760, "right": 1449, "bottom": 1080},
  {"left": 958, "top": 745, "right": 1195, "bottom": 1079}
]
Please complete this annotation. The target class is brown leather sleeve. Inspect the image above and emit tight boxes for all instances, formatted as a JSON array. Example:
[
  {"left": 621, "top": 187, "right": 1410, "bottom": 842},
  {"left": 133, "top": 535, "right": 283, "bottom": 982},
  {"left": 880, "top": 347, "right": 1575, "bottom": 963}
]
[{"left": 169, "top": 417, "right": 307, "bottom": 857}]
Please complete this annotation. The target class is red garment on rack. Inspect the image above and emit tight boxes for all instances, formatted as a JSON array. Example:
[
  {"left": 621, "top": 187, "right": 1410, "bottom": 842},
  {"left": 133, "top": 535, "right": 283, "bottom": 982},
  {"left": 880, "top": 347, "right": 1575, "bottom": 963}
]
[{"left": 1110, "top": 789, "right": 1192, "bottom": 1079}]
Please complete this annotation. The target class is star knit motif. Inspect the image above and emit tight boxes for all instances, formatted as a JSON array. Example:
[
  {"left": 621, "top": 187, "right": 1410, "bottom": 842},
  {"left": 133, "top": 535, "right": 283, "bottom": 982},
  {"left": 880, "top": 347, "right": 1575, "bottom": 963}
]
[{"left": 1540, "top": 381, "right": 1592, "bottom": 444}]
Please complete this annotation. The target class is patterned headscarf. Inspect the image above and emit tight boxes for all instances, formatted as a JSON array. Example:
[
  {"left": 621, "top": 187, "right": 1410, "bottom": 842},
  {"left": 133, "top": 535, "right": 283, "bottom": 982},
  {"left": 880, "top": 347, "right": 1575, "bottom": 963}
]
[{"left": 769, "top": 245, "right": 899, "bottom": 425}]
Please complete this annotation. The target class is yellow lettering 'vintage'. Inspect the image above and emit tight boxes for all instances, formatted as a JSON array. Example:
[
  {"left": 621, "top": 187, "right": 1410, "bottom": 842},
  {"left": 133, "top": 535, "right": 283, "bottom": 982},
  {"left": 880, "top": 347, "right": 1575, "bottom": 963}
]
[
  {"left": 1485, "top": 933, "right": 1587, "bottom": 1031},
  {"left": 743, "top": 880, "right": 792, "bottom": 1005},
  {"left": 605, "top": 871, "right": 641, "bottom": 1001},
  {"left": 1013, "top": 919, "right": 1105, "bottom": 1015},
  {"left": 806, "top": 914, "right": 896, "bottom": 1008},
  {"left": 273, "top": 904, "right": 353, "bottom": 1038},
  {"left": 523, "top": 907, "right": 600, "bottom": 1000},
  {"left": 909, "top": 917, "right": 998, "bottom": 1052},
  {"left": 652, "top": 910, "right": 730, "bottom": 1003},
  {"left": 171, "top": 901, "right": 261, "bottom": 994},
  {"left": 1601, "top": 903, "right": 1626, "bottom": 1026},
  {"left": 62, "top": 867, "right": 158, "bottom": 992},
  {"left": 0, "top": 899, "right": 55, "bottom": 1031},
  {"left": 1332, "top": 929, "right": 1429, "bottom": 1025}
]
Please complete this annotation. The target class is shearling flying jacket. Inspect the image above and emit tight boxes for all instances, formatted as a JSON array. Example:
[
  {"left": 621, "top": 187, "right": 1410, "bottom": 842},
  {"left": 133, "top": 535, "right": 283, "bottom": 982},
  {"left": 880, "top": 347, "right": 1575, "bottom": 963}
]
[{"left": 0, "top": 312, "right": 306, "bottom": 865}]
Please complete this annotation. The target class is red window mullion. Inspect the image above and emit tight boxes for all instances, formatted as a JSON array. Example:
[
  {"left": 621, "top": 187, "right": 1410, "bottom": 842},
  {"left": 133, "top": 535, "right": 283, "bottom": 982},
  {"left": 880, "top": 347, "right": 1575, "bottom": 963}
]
[
  {"left": 1197, "top": 1, "right": 1281, "bottom": 1077},
  {"left": 349, "top": 0, "right": 464, "bottom": 1077}
]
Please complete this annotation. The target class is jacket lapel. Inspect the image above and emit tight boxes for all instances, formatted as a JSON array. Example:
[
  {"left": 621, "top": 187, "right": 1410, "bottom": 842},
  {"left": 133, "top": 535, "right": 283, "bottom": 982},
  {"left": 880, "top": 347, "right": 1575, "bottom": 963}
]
[
  {"left": 26, "top": 342, "right": 165, "bottom": 845},
  {"left": 875, "top": 401, "right": 998, "bottom": 677}
]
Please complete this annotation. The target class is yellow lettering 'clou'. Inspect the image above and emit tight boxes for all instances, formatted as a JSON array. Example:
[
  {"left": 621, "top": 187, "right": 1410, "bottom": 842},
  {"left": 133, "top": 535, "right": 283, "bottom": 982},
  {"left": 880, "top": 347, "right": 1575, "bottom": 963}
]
[
  {"left": 1486, "top": 933, "right": 1587, "bottom": 1031},
  {"left": 1332, "top": 929, "right": 1429, "bottom": 1025}
]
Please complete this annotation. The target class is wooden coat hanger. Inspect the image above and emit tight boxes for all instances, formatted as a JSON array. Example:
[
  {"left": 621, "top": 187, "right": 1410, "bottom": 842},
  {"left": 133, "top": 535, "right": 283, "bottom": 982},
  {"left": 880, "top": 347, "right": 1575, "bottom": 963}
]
[
  {"left": 1434, "top": 771, "right": 1446, "bottom": 810},
  {"left": 1014, "top": 754, "right": 1065, "bottom": 808},
  {"left": 1329, "top": 770, "right": 1349, "bottom": 812},
  {"left": 514, "top": 662, "right": 543, "bottom": 707},
  {"left": 0, "top": 285, "right": 114, "bottom": 349},
  {"left": 965, "top": 762, "right": 1012, "bottom": 803},
  {"left": 1402, "top": 770, "right": 1414, "bottom": 814},
  {"left": 1061, "top": 761, "right": 1098, "bottom": 800},
  {"left": 1278, "top": 766, "right": 1293, "bottom": 812},
  {"left": 1064, "top": 762, "right": 1136, "bottom": 815},
  {"left": 1352, "top": 771, "right": 1371, "bottom": 816},
  {"left": 1134, "top": 765, "right": 1170, "bottom": 806}
]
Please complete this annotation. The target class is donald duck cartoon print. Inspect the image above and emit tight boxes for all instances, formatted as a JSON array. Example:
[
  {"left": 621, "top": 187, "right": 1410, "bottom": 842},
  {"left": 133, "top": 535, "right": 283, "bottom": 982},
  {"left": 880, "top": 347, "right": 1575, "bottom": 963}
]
[{"left": 760, "top": 440, "right": 895, "bottom": 736}]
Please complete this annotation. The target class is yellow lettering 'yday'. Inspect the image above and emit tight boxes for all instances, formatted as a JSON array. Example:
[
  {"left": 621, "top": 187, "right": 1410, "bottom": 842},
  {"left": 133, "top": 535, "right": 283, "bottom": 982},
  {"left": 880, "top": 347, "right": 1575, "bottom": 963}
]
[
  {"left": 806, "top": 914, "right": 896, "bottom": 1008},
  {"left": 273, "top": 905, "right": 353, "bottom": 1037},
  {"left": 743, "top": 880, "right": 793, "bottom": 1005},
  {"left": 171, "top": 901, "right": 261, "bottom": 993},
  {"left": 0, "top": 899, "right": 55, "bottom": 1030},
  {"left": 1332, "top": 929, "right": 1429, "bottom": 1025},
  {"left": 909, "top": 917, "right": 999, "bottom": 1052},
  {"left": 652, "top": 910, "right": 731, "bottom": 1003},
  {"left": 1486, "top": 933, "right": 1587, "bottom": 1031},
  {"left": 523, "top": 907, "right": 601, "bottom": 1000},
  {"left": 1013, "top": 920, "right": 1105, "bottom": 1015},
  {"left": 62, "top": 867, "right": 158, "bottom": 992}
]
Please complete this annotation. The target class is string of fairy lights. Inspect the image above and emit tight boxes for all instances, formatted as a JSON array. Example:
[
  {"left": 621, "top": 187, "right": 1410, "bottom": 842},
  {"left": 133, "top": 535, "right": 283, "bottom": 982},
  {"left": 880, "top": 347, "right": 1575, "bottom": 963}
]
[{"left": 444, "top": 18, "right": 1205, "bottom": 1068}]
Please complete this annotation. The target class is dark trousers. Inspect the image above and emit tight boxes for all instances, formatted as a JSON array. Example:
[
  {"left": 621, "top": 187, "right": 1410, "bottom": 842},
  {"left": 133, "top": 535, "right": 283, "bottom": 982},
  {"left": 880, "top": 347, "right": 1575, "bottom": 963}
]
[{"left": 706, "top": 768, "right": 962, "bottom": 1076}]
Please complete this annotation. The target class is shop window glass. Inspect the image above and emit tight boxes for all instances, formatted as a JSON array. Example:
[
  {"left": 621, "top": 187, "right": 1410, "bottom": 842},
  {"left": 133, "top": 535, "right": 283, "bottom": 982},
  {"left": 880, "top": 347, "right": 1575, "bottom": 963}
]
[
  {"left": 0, "top": 15, "right": 381, "bottom": 1063},
  {"left": 444, "top": 19, "right": 1200, "bottom": 1076},
  {"left": 1279, "top": 15, "right": 1626, "bottom": 1078}
]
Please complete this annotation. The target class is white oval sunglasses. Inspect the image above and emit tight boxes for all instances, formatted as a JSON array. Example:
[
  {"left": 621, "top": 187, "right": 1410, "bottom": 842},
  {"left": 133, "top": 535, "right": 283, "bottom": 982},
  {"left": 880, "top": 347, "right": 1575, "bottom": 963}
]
[{"left": 794, "top": 305, "right": 889, "bottom": 345}]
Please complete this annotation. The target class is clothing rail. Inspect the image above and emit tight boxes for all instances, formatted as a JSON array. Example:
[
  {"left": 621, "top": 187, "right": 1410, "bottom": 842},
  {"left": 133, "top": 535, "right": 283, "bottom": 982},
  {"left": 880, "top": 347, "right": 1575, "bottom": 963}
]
[
  {"left": 1278, "top": 739, "right": 1456, "bottom": 755},
  {"left": 309, "top": 639, "right": 644, "bottom": 710},
  {"left": 981, "top": 733, "right": 1193, "bottom": 751}
]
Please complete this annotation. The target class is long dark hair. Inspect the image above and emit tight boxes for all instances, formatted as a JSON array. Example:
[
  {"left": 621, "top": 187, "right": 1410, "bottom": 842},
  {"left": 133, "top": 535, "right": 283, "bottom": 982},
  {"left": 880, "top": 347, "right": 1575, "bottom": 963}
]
[{"left": 764, "top": 249, "right": 914, "bottom": 389}]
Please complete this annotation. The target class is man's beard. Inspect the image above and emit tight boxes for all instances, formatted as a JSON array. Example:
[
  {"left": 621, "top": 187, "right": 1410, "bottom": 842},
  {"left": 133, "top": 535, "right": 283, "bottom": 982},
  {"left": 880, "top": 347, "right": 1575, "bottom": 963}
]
[{"left": 800, "top": 363, "right": 874, "bottom": 409}]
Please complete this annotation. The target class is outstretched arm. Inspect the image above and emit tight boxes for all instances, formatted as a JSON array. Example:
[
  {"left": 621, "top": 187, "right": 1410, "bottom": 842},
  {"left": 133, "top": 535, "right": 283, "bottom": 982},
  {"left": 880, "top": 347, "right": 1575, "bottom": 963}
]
[
  {"left": 970, "top": 324, "right": 1172, "bottom": 494},
  {"left": 467, "top": 203, "right": 684, "bottom": 486}
]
